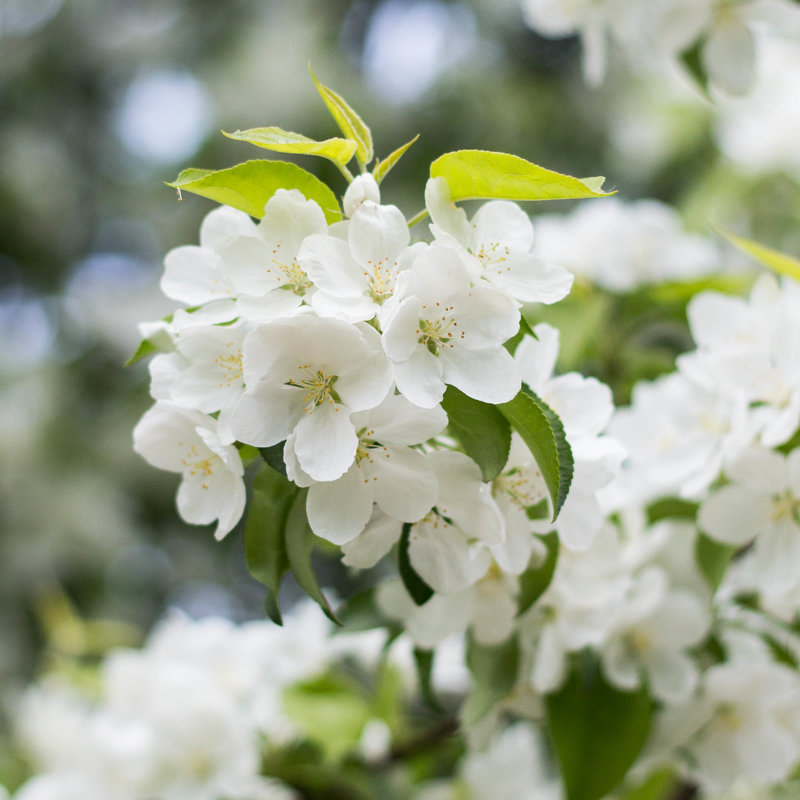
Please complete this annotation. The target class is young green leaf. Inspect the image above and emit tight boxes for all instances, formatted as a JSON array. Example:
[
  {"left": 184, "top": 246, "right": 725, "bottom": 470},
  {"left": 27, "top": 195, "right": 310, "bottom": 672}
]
[
  {"left": 222, "top": 126, "right": 357, "bottom": 166},
  {"left": 716, "top": 227, "right": 800, "bottom": 283},
  {"left": 517, "top": 532, "right": 559, "bottom": 616},
  {"left": 461, "top": 634, "right": 520, "bottom": 726},
  {"left": 399, "top": 523, "right": 434, "bottom": 606},
  {"left": 259, "top": 442, "right": 288, "bottom": 477},
  {"left": 124, "top": 337, "right": 160, "bottom": 367},
  {"left": 695, "top": 532, "right": 737, "bottom": 593},
  {"left": 413, "top": 647, "right": 442, "bottom": 712},
  {"left": 373, "top": 134, "right": 420, "bottom": 184},
  {"left": 429, "top": 150, "right": 614, "bottom": 203},
  {"left": 442, "top": 386, "right": 511, "bottom": 482},
  {"left": 285, "top": 488, "right": 340, "bottom": 624},
  {"left": 546, "top": 663, "right": 653, "bottom": 800},
  {"left": 167, "top": 159, "right": 342, "bottom": 224},
  {"left": 244, "top": 463, "right": 296, "bottom": 624},
  {"left": 497, "top": 387, "right": 573, "bottom": 521},
  {"left": 310, "top": 68, "right": 373, "bottom": 167}
]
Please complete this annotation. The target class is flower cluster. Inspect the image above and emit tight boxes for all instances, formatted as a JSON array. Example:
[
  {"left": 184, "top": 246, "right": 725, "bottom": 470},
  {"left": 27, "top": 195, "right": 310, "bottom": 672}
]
[
  {"left": 521, "top": 0, "right": 800, "bottom": 95},
  {"left": 3, "top": 605, "right": 396, "bottom": 800},
  {"left": 125, "top": 82, "right": 800, "bottom": 798},
  {"left": 134, "top": 172, "right": 573, "bottom": 557}
]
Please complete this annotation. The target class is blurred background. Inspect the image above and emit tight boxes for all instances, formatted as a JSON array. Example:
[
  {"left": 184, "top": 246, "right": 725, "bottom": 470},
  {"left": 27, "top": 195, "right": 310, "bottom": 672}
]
[{"left": 1, "top": 0, "right": 799, "bottom": 750}]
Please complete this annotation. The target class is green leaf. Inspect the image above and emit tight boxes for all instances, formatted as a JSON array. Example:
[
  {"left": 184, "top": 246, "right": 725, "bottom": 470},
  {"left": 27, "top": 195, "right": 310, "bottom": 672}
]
[
  {"left": 497, "top": 386, "right": 573, "bottom": 521},
  {"left": 167, "top": 159, "right": 342, "bottom": 224},
  {"left": 695, "top": 532, "right": 737, "bottom": 593},
  {"left": 716, "top": 227, "right": 800, "bottom": 283},
  {"left": 259, "top": 442, "right": 287, "bottom": 477},
  {"left": 244, "top": 463, "right": 296, "bottom": 624},
  {"left": 399, "top": 523, "right": 434, "bottom": 606},
  {"left": 373, "top": 134, "right": 420, "bottom": 184},
  {"left": 679, "top": 37, "right": 711, "bottom": 97},
  {"left": 442, "top": 386, "right": 511, "bottom": 482},
  {"left": 285, "top": 488, "right": 340, "bottom": 624},
  {"left": 517, "top": 532, "right": 559, "bottom": 616},
  {"left": 617, "top": 768, "right": 680, "bottom": 800},
  {"left": 462, "top": 634, "right": 520, "bottom": 726},
  {"left": 646, "top": 497, "right": 699, "bottom": 525},
  {"left": 546, "top": 663, "right": 653, "bottom": 800},
  {"left": 429, "top": 150, "right": 613, "bottom": 203},
  {"left": 124, "top": 337, "right": 160, "bottom": 367},
  {"left": 413, "top": 647, "right": 442, "bottom": 712},
  {"left": 282, "top": 673, "right": 374, "bottom": 761},
  {"left": 222, "top": 126, "right": 357, "bottom": 166},
  {"left": 310, "top": 68, "right": 373, "bottom": 166}
]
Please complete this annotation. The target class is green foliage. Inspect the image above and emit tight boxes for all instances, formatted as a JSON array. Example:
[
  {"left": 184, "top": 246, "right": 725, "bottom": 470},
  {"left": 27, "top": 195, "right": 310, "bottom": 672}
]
[
  {"left": 442, "top": 386, "right": 511, "bottom": 482},
  {"left": 679, "top": 38, "right": 711, "bottom": 97},
  {"left": 222, "top": 126, "right": 357, "bottom": 166},
  {"left": 374, "top": 134, "right": 420, "bottom": 184},
  {"left": 310, "top": 68, "right": 374, "bottom": 167},
  {"left": 546, "top": 661, "right": 653, "bottom": 800},
  {"left": 245, "top": 463, "right": 336, "bottom": 624},
  {"left": 646, "top": 497, "right": 699, "bottom": 525},
  {"left": 244, "top": 463, "right": 294, "bottom": 624},
  {"left": 517, "top": 532, "right": 559, "bottom": 616},
  {"left": 282, "top": 672, "right": 376, "bottom": 762},
  {"left": 717, "top": 227, "right": 800, "bottom": 283},
  {"left": 285, "top": 488, "right": 340, "bottom": 624},
  {"left": 413, "top": 646, "right": 442, "bottom": 712},
  {"left": 399, "top": 523, "right": 434, "bottom": 606},
  {"left": 497, "top": 386, "right": 574, "bottom": 521},
  {"left": 695, "top": 532, "right": 737, "bottom": 593},
  {"left": 461, "top": 634, "right": 520, "bottom": 726},
  {"left": 167, "top": 160, "right": 342, "bottom": 224},
  {"left": 615, "top": 768, "right": 680, "bottom": 800},
  {"left": 124, "top": 337, "right": 160, "bottom": 367},
  {"left": 430, "top": 150, "right": 613, "bottom": 203}
]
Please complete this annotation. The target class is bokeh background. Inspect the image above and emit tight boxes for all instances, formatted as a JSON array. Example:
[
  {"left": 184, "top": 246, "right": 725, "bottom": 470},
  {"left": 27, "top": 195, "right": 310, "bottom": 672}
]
[{"left": 2, "top": 0, "right": 799, "bottom": 763}]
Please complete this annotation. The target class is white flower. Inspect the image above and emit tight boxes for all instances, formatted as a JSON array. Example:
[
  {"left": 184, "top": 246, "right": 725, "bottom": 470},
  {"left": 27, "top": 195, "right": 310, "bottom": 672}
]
[
  {"left": 133, "top": 403, "right": 245, "bottom": 539},
  {"left": 674, "top": 661, "right": 800, "bottom": 792},
  {"left": 425, "top": 177, "right": 573, "bottom": 305},
  {"left": 215, "top": 188, "right": 328, "bottom": 321},
  {"left": 160, "top": 205, "right": 256, "bottom": 307},
  {"left": 600, "top": 567, "right": 710, "bottom": 704},
  {"left": 532, "top": 198, "right": 721, "bottom": 292},
  {"left": 299, "top": 200, "right": 425, "bottom": 323},
  {"left": 230, "top": 313, "right": 392, "bottom": 481},
  {"left": 343, "top": 173, "right": 381, "bottom": 217},
  {"left": 698, "top": 447, "right": 800, "bottom": 593},
  {"left": 284, "top": 394, "right": 446, "bottom": 544},
  {"left": 343, "top": 450, "right": 505, "bottom": 595},
  {"left": 162, "top": 321, "right": 251, "bottom": 444},
  {"left": 381, "top": 243, "right": 521, "bottom": 407}
]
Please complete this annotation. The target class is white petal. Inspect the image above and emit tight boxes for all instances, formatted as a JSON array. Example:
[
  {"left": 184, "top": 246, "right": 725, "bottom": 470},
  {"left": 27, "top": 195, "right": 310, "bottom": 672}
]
[
  {"left": 306, "top": 465, "right": 374, "bottom": 545},
  {"left": 298, "top": 234, "right": 365, "bottom": 297},
  {"left": 199, "top": 205, "right": 256, "bottom": 248},
  {"left": 161, "top": 246, "right": 230, "bottom": 305},
  {"left": 229, "top": 383, "right": 297, "bottom": 447},
  {"left": 292, "top": 402, "right": 358, "bottom": 481},
  {"left": 698, "top": 485, "right": 770, "bottom": 546},
  {"left": 349, "top": 202, "right": 410, "bottom": 266},
  {"left": 372, "top": 446, "right": 438, "bottom": 522},
  {"left": 408, "top": 522, "right": 491, "bottom": 595},
  {"left": 258, "top": 188, "right": 327, "bottom": 254},
  {"left": 439, "top": 345, "right": 521, "bottom": 404},
  {"left": 392, "top": 348, "right": 446, "bottom": 408},
  {"left": 342, "top": 512, "right": 402, "bottom": 568},
  {"left": 703, "top": 18, "right": 756, "bottom": 96},
  {"left": 365, "top": 393, "right": 447, "bottom": 445},
  {"left": 424, "top": 176, "right": 470, "bottom": 245},
  {"left": 471, "top": 200, "right": 534, "bottom": 253}
]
